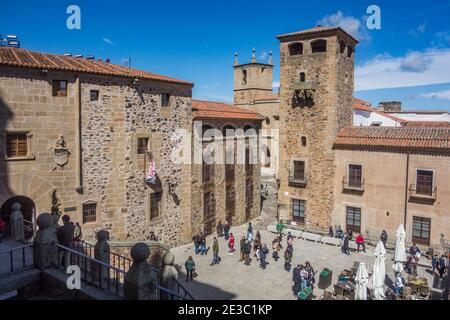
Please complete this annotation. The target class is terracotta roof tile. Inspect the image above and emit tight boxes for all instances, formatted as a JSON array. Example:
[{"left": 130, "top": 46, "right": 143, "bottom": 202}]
[
  {"left": 334, "top": 126, "right": 450, "bottom": 151},
  {"left": 0, "top": 46, "right": 193, "bottom": 85},
  {"left": 192, "top": 100, "right": 264, "bottom": 121},
  {"left": 401, "top": 121, "right": 450, "bottom": 128},
  {"left": 277, "top": 26, "right": 359, "bottom": 44}
]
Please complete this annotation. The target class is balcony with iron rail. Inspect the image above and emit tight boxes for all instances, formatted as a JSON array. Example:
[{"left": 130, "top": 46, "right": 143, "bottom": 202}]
[
  {"left": 288, "top": 171, "right": 308, "bottom": 188},
  {"left": 342, "top": 177, "right": 365, "bottom": 194},
  {"left": 409, "top": 184, "right": 437, "bottom": 204}
]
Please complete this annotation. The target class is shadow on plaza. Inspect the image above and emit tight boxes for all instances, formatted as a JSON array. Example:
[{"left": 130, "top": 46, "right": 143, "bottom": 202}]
[{"left": 177, "top": 271, "right": 237, "bottom": 300}]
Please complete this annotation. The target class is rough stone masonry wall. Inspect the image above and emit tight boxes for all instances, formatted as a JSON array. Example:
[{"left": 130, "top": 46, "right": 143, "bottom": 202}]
[
  {"left": 190, "top": 119, "right": 261, "bottom": 236},
  {"left": 0, "top": 66, "right": 193, "bottom": 247},
  {"left": 0, "top": 67, "right": 80, "bottom": 220},
  {"left": 80, "top": 75, "right": 192, "bottom": 246},
  {"left": 278, "top": 36, "right": 353, "bottom": 231}
]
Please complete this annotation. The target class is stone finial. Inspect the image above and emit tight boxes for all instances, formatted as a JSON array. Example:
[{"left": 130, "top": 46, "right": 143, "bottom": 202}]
[
  {"left": 10, "top": 202, "right": 24, "bottom": 242},
  {"left": 269, "top": 49, "right": 273, "bottom": 65},
  {"left": 124, "top": 243, "right": 157, "bottom": 300},
  {"left": 94, "top": 230, "right": 110, "bottom": 283},
  {"left": 33, "top": 213, "right": 59, "bottom": 270},
  {"left": 234, "top": 52, "right": 239, "bottom": 65},
  {"left": 251, "top": 48, "right": 256, "bottom": 63}
]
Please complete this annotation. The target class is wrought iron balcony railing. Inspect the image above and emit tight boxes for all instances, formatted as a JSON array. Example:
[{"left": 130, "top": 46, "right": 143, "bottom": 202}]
[
  {"left": 342, "top": 177, "right": 365, "bottom": 192},
  {"left": 409, "top": 184, "right": 437, "bottom": 202}
]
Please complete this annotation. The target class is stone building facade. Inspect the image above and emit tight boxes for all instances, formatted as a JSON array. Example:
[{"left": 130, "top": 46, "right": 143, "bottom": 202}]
[
  {"left": 0, "top": 46, "right": 263, "bottom": 247},
  {"left": 190, "top": 100, "right": 263, "bottom": 236},
  {"left": 276, "top": 27, "right": 358, "bottom": 231},
  {"left": 233, "top": 50, "right": 280, "bottom": 176},
  {"left": 333, "top": 127, "right": 450, "bottom": 247}
]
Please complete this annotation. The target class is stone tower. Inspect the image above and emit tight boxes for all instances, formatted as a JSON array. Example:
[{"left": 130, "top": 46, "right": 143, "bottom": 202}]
[
  {"left": 276, "top": 26, "right": 358, "bottom": 231},
  {"left": 233, "top": 49, "right": 274, "bottom": 107}
]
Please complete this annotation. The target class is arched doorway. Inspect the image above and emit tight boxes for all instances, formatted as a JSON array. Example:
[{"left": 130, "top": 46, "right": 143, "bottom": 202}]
[{"left": 1, "top": 196, "right": 36, "bottom": 240}]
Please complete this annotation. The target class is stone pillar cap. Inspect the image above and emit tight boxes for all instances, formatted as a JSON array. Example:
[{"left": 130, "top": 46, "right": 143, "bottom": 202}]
[
  {"left": 36, "top": 213, "right": 54, "bottom": 229},
  {"left": 130, "top": 243, "right": 150, "bottom": 262}
]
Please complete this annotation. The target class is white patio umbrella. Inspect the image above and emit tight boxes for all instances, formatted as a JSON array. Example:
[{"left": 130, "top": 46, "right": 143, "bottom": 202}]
[
  {"left": 372, "top": 241, "right": 387, "bottom": 300},
  {"left": 355, "top": 262, "right": 369, "bottom": 300},
  {"left": 393, "top": 224, "right": 407, "bottom": 273}
]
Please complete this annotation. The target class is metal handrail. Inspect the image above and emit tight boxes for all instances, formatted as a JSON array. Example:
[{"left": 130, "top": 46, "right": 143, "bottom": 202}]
[
  {"left": 56, "top": 243, "right": 126, "bottom": 297},
  {"left": 74, "top": 240, "right": 133, "bottom": 273},
  {"left": 70, "top": 241, "right": 193, "bottom": 299},
  {"left": 0, "top": 244, "right": 34, "bottom": 277},
  {"left": 155, "top": 280, "right": 194, "bottom": 300}
]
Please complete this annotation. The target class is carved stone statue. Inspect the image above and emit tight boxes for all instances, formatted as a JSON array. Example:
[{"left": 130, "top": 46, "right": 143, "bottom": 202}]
[
  {"left": 94, "top": 230, "right": 110, "bottom": 283},
  {"left": 159, "top": 251, "right": 179, "bottom": 300},
  {"left": 10, "top": 202, "right": 24, "bottom": 242},
  {"left": 33, "top": 213, "right": 59, "bottom": 270}
]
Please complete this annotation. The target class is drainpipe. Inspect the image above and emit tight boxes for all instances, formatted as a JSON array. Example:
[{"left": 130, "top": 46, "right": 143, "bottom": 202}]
[
  {"left": 75, "top": 75, "right": 83, "bottom": 193},
  {"left": 403, "top": 152, "right": 410, "bottom": 227}
]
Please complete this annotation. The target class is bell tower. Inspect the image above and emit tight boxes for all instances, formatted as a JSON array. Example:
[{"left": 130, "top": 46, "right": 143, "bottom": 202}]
[
  {"left": 276, "top": 26, "right": 358, "bottom": 230},
  {"left": 233, "top": 49, "right": 274, "bottom": 106}
]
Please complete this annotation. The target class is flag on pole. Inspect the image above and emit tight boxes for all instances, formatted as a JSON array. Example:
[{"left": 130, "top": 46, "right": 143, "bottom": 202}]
[{"left": 146, "top": 156, "right": 157, "bottom": 184}]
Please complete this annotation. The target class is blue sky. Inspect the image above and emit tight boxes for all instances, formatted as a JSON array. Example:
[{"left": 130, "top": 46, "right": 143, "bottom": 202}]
[{"left": 1, "top": 0, "right": 450, "bottom": 110}]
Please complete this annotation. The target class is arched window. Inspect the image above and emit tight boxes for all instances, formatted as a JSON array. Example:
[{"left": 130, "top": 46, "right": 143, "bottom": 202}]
[
  {"left": 311, "top": 39, "right": 327, "bottom": 53},
  {"left": 202, "top": 124, "right": 214, "bottom": 140},
  {"left": 340, "top": 41, "right": 346, "bottom": 54},
  {"left": 242, "top": 69, "right": 247, "bottom": 85},
  {"left": 289, "top": 42, "right": 303, "bottom": 56},
  {"left": 300, "top": 72, "right": 306, "bottom": 82},
  {"left": 347, "top": 46, "right": 353, "bottom": 58}
]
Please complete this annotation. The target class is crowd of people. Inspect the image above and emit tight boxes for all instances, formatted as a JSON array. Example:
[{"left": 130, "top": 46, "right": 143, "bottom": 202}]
[{"left": 185, "top": 219, "right": 317, "bottom": 298}]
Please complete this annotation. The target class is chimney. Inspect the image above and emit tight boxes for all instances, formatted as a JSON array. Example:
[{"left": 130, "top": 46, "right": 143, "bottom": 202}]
[
  {"left": 378, "top": 101, "right": 402, "bottom": 113},
  {"left": 74, "top": 54, "right": 83, "bottom": 58},
  {"left": 105, "top": 58, "right": 111, "bottom": 63}
]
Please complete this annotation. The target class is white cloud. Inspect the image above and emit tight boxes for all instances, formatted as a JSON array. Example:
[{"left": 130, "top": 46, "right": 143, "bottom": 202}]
[
  {"left": 259, "top": 50, "right": 268, "bottom": 61},
  {"left": 272, "top": 81, "right": 280, "bottom": 88},
  {"left": 399, "top": 51, "right": 433, "bottom": 72},
  {"left": 102, "top": 38, "right": 115, "bottom": 45},
  {"left": 317, "top": 11, "right": 369, "bottom": 42},
  {"left": 432, "top": 31, "right": 450, "bottom": 48},
  {"left": 408, "top": 23, "right": 426, "bottom": 38},
  {"left": 355, "top": 49, "right": 450, "bottom": 91},
  {"left": 419, "top": 89, "right": 450, "bottom": 100}
]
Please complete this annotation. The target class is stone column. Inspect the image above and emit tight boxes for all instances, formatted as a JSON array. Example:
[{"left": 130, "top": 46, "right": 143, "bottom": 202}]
[
  {"left": 159, "top": 251, "right": 179, "bottom": 300},
  {"left": 10, "top": 202, "right": 24, "bottom": 242},
  {"left": 124, "top": 243, "right": 157, "bottom": 300},
  {"left": 94, "top": 230, "right": 110, "bottom": 284},
  {"left": 33, "top": 213, "right": 59, "bottom": 270}
]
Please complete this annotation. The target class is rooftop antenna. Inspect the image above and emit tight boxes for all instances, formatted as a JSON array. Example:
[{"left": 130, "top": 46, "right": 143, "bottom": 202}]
[
  {"left": 122, "top": 57, "right": 131, "bottom": 68},
  {"left": 0, "top": 34, "right": 20, "bottom": 48}
]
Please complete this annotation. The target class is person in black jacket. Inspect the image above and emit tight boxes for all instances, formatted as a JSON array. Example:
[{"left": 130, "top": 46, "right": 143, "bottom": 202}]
[
  {"left": 244, "top": 240, "right": 252, "bottom": 266},
  {"left": 284, "top": 248, "right": 293, "bottom": 272},
  {"left": 57, "top": 215, "right": 75, "bottom": 268},
  {"left": 292, "top": 264, "right": 302, "bottom": 296},
  {"left": 341, "top": 233, "right": 350, "bottom": 256}
]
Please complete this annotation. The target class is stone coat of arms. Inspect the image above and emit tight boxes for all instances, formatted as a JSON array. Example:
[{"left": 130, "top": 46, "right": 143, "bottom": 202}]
[{"left": 53, "top": 134, "right": 70, "bottom": 171}]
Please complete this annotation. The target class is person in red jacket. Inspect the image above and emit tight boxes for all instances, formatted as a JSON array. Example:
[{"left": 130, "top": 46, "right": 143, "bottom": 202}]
[
  {"left": 356, "top": 234, "right": 366, "bottom": 253},
  {"left": 0, "top": 218, "right": 6, "bottom": 243},
  {"left": 228, "top": 233, "right": 235, "bottom": 254}
]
